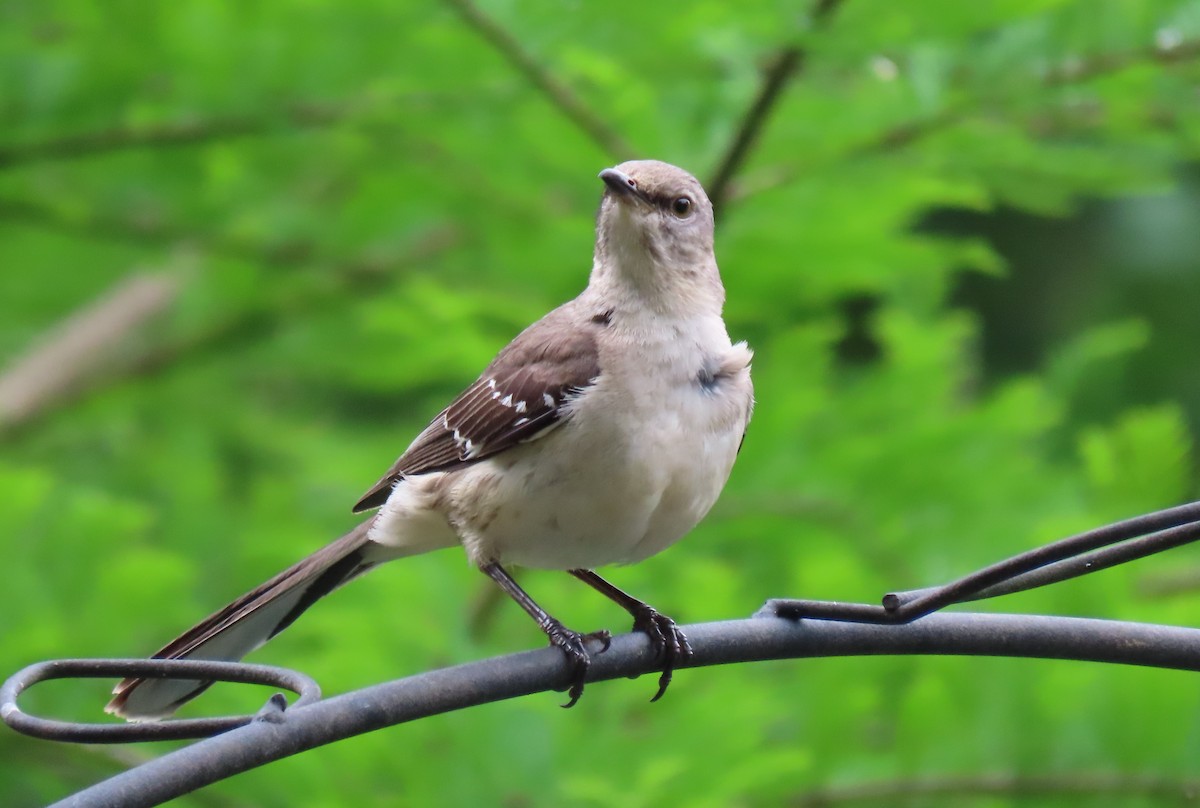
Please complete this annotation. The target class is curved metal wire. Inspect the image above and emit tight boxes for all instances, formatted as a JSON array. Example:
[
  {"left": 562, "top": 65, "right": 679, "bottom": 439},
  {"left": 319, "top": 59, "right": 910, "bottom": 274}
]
[
  {"left": 1, "top": 658, "right": 321, "bottom": 742},
  {"left": 770, "top": 500, "right": 1200, "bottom": 623},
  {"left": 5, "top": 500, "right": 1200, "bottom": 806},
  {"left": 46, "top": 612, "right": 1200, "bottom": 808}
]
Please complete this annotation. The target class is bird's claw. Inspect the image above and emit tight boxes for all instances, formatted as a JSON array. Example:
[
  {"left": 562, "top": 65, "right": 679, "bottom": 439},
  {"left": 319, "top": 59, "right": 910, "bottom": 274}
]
[
  {"left": 631, "top": 607, "right": 692, "bottom": 702},
  {"left": 544, "top": 620, "right": 612, "bottom": 708}
]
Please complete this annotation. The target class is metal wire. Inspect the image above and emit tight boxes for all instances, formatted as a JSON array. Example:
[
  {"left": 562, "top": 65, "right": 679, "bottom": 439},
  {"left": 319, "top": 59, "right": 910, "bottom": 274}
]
[
  {"left": 770, "top": 500, "right": 1200, "bottom": 623},
  {"left": 886, "top": 519, "right": 1200, "bottom": 610},
  {"left": 1, "top": 658, "right": 321, "bottom": 743},
  {"left": 47, "top": 612, "right": 1200, "bottom": 808},
  {"left": 6, "top": 500, "right": 1200, "bottom": 806}
]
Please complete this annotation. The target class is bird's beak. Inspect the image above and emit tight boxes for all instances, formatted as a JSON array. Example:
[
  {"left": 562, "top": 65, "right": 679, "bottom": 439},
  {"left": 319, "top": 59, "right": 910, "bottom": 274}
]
[{"left": 599, "top": 167, "right": 647, "bottom": 205}]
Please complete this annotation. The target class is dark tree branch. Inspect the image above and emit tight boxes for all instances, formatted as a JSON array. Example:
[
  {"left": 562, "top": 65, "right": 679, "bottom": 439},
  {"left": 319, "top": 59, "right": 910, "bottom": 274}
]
[
  {"left": 707, "top": 47, "right": 802, "bottom": 218},
  {"left": 37, "top": 611, "right": 1200, "bottom": 807},
  {"left": 706, "top": 0, "right": 846, "bottom": 216},
  {"left": 442, "top": 0, "right": 634, "bottom": 159}
]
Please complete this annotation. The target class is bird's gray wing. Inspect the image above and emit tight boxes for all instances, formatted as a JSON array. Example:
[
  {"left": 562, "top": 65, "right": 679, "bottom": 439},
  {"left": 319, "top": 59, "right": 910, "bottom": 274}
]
[{"left": 353, "top": 305, "right": 604, "bottom": 513}]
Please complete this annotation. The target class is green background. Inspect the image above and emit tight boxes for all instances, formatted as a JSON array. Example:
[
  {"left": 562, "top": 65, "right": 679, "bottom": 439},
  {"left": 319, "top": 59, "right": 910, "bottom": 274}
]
[{"left": 3, "top": 0, "right": 1200, "bottom": 805}]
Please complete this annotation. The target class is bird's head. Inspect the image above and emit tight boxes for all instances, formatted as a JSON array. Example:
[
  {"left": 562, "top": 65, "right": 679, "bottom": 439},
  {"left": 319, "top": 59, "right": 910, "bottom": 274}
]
[{"left": 592, "top": 160, "right": 723, "bottom": 314}]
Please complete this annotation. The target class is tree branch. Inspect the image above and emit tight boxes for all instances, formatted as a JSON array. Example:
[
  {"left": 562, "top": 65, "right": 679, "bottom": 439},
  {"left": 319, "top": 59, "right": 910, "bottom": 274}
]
[
  {"left": 43, "top": 611, "right": 1200, "bottom": 808},
  {"left": 441, "top": 0, "right": 634, "bottom": 159},
  {"left": 707, "top": 47, "right": 802, "bottom": 217},
  {"left": 0, "top": 219, "right": 458, "bottom": 435},
  {"left": 0, "top": 270, "right": 183, "bottom": 429},
  {"left": 707, "top": 0, "right": 845, "bottom": 215}
]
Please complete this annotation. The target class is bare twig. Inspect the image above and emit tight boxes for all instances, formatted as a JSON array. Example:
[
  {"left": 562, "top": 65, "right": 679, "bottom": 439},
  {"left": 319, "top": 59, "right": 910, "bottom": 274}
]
[
  {"left": 442, "top": 0, "right": 634, "bottom": 159},
  {"left": 707, "top": 0, "right": 846, "bottom": 214},
  {"left": 0, "top": 270, "right": 183, "bottom": 429}
]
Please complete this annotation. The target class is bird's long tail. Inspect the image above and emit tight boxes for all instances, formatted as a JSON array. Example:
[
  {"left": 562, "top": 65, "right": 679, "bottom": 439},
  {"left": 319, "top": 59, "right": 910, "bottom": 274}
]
[{"left": 107, "top": 519, "right": 386, "bottom": 720}]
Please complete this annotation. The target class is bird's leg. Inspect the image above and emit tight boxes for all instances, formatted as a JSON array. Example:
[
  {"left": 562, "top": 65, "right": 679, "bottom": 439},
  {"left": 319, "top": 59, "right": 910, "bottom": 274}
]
[
  {"left": 569, "top": 569, "right": 693, "bottom": 702},
  {"left": 480, "top": 561, "right": 611, "bottom": 708}
]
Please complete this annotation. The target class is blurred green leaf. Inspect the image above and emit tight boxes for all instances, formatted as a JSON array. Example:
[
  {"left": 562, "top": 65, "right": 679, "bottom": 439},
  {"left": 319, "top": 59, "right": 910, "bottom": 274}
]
[{"left": 1, "top": 0, "right": 1198, "bottom": 805}]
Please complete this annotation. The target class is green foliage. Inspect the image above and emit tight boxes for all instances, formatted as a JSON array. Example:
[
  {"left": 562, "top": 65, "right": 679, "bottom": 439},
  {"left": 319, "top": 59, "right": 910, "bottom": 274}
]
[{"left": 1, "top": 0, "right": 1199, "bottom": 805}]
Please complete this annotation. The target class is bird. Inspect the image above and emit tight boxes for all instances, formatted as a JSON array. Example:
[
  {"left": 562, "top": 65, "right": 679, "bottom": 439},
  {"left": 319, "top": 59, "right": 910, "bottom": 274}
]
[{"left": 107, "top": 159, "right": 754, "bottom": 719}]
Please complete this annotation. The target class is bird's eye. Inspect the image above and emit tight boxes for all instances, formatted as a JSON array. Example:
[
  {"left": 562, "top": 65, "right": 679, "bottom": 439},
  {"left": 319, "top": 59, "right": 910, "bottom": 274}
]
[{"left": 671, "top": 197, "right": 693, "bottom": 218}]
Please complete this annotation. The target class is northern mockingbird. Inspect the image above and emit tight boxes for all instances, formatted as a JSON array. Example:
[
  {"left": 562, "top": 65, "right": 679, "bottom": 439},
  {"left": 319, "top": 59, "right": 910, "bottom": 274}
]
[{"left": 108, "top": 159, "right": 754, "bottom": 718}]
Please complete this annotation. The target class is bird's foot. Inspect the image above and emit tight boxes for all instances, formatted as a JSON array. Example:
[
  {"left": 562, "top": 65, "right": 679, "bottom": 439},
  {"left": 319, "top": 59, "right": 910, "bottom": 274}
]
[
  {"left": 543, "top": 619, "right": 612, "bottom": 708},
  {"left": 630, "top": 606, "right": 693, "bottom": 702}
]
